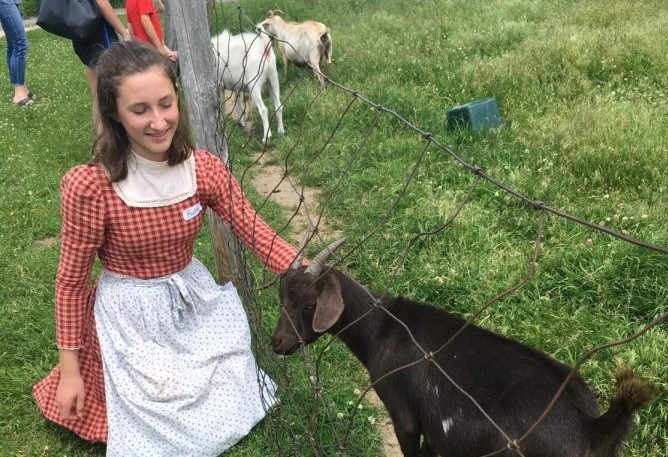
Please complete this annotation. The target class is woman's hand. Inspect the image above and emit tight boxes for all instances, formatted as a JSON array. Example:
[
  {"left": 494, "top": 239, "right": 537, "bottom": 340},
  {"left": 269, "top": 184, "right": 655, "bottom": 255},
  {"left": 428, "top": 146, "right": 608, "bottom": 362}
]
[
  {"left": 55, "top": 349, "right": 85, "bottom": 419},
  {"left": 56, "top": 373, "right": 86, "bottom": 419}
]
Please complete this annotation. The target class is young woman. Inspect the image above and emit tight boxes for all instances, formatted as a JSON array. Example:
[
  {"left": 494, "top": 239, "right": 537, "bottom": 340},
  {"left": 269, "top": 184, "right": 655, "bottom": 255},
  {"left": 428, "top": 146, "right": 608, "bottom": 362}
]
[
  {"left": 34, "top": 40, "right": 303, "bottom": 456},
  {"left": 0, "top": 0, "right": 33, "bottom": 105}
]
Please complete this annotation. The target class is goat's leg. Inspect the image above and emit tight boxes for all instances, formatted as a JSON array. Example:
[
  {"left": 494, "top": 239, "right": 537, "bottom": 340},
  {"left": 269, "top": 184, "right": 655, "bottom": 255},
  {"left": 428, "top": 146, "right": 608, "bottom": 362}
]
[
  {"left": 232, "top": 90, "right": 246, "bottom": 128},
  {"left": 418, "top": 438, "right": 437, "bottom": 457},
  {"left": 392, "top": 421, "right": 421, "bottom": 457},
  {"left": 279, "top": 46, "right": 290, "bottom": 76},
  {"left": 309, "top": 52, "right": 326, "bottom": 85},
  {"left": 249, "top": 86, "right": 271, "bottom": 142},
  {"left": 268, "top": 67, "right": 285, "bottom": 134},
  {"left": 321, "top": 34, "right": 332, "bottom": 64},
  {"left": 315, "top": 65, "right": 326, "bottom": 85}
]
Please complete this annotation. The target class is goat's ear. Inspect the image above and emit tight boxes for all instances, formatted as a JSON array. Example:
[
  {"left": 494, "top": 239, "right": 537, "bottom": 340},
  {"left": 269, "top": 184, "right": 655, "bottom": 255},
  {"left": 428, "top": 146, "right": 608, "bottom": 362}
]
[
  {"left": 313, "top": 275, "right": 344, "bottom": 333},
  {"left": 266, "top": 10, "right": 274, "bottom": 18}
]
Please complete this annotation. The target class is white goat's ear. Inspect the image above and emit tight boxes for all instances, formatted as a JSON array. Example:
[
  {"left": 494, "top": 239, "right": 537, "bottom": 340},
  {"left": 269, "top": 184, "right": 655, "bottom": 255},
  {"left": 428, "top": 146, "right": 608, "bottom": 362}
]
[
  {"left": 313, "top": 275, "right": 344, "bottom": 333},
  {"left": 266, "top": 10, "right": 274, "bottom": 18}
]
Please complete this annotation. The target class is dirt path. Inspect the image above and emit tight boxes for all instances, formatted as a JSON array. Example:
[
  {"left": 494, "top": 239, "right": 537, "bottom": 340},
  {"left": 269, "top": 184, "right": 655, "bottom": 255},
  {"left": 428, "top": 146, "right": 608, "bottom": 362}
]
[
  {"left": 250, "top": 151, "right": 322, "bottom": 240},
  {"left": 249, "top": 149, "right": 402, "bottom": 457}
]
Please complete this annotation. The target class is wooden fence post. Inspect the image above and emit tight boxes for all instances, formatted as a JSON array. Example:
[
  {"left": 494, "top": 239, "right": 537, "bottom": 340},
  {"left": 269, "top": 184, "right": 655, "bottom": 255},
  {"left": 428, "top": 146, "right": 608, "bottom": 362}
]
[{"left": 163, "top": 0, "right": 252, "bottom": 298}]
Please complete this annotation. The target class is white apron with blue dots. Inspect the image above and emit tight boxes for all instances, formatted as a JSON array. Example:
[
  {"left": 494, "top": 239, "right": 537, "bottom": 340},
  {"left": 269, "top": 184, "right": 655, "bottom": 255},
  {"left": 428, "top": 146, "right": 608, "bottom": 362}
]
[{"left": 94, "top": 258, "right": 278, "bottom": 456}]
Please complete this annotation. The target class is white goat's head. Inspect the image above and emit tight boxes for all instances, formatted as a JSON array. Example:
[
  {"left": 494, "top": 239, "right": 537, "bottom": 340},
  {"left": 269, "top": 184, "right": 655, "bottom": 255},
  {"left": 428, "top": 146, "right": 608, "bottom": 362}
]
[{"left": 256, "top": 9, "right": 285, "bottom": 36}]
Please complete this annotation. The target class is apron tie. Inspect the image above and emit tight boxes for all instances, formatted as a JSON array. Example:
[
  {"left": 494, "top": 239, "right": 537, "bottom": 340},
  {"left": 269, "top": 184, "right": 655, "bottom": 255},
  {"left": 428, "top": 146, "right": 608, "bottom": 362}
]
[{"left": 167, "top": 274, "right": 196, "bottom": 328}]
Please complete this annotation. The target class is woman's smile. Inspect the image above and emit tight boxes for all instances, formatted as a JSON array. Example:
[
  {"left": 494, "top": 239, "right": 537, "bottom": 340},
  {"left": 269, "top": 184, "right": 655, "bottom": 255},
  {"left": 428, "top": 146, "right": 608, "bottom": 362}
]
[{"left": 115, "top": 65, "right": 179, "bottom": 161}]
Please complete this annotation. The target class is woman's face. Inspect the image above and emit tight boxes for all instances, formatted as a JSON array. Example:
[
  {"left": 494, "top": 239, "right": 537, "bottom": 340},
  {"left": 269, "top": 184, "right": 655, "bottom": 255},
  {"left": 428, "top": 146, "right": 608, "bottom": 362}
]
[{"left": 115, "top": 65, "right": 179, "bottom": 162}]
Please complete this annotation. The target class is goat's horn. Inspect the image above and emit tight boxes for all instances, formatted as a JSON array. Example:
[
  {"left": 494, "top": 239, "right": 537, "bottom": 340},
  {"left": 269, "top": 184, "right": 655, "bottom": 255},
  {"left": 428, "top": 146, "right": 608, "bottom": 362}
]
[
  {"left": 266, "top": 10, "right": 274, "bottom": 18},
  {"left": 290, "top": 223, "right": 315, "bottom": 270},
  {"left": 274, "top": 8, "right": 284, "bottom": 16},
  {"left": 304, "top": 237, "right": 347, "bottom": 277}
]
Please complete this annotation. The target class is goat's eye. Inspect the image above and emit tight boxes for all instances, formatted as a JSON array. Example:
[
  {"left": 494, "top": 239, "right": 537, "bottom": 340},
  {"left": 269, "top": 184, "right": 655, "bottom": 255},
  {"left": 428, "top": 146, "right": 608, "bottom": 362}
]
[{"left": 305, "top": 303, "right": 316, "bottom": 311}]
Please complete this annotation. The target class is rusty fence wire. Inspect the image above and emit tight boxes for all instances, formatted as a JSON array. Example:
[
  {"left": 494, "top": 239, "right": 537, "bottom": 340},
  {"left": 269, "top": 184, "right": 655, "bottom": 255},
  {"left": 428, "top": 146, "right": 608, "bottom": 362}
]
[{"left": 203, "top": 4, "right": 668, "bottom": 456}]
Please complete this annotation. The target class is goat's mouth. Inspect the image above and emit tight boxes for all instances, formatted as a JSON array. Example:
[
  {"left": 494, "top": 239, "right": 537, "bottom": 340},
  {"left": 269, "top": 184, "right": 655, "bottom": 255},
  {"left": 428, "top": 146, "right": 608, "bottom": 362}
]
[{"left": 272, "top": 341, "right": 302, "bottom": 356}]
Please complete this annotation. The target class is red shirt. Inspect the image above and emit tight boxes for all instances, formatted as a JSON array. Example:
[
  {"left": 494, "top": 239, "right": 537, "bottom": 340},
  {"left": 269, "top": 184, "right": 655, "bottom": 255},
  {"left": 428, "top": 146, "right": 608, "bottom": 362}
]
[{"left": 126, "top": 0, "right": 164, "bottom": 45}]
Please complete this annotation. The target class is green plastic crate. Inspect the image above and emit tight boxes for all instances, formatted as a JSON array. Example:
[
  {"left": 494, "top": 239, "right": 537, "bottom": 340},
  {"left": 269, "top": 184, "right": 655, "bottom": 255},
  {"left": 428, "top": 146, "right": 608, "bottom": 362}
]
[{"left": 447, "top": 97, "right": 503, "bottom": 132}]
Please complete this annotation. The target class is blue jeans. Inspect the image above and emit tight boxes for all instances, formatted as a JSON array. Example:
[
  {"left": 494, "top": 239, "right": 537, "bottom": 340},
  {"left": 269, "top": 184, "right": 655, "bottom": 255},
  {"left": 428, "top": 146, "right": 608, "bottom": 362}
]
[{"left": 0, "top": 2, "right": 29, "bottom": 86}]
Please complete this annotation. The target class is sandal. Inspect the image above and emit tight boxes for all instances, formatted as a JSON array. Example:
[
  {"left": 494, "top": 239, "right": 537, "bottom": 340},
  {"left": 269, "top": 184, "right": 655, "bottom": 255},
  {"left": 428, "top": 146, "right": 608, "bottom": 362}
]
[{"left": 15, "top": 97, "right": 34, "bottom": 107}]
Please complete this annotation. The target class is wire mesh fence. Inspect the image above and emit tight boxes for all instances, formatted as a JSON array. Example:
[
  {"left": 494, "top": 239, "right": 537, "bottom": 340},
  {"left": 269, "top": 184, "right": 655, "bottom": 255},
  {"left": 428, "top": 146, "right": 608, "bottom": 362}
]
[{"left": 202, "top": 3, "right": 667, "bottom": 456}]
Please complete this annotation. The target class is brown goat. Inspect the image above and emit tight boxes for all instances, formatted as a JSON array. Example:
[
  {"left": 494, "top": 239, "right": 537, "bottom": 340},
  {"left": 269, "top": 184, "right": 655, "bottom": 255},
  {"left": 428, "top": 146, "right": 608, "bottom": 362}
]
[
  {"left": 256, "top": 10, "right": 332, "bottom": 85},
  {"left": 272, "top": 238, "right": 656, "bottom": 457}
]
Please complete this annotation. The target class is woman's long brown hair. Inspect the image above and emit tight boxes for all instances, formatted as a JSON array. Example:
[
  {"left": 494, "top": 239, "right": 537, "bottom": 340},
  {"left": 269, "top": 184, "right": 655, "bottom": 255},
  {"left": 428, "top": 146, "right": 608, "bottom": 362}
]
[{"left": 92, "top": 40, "right": 194, "bottom": 182}]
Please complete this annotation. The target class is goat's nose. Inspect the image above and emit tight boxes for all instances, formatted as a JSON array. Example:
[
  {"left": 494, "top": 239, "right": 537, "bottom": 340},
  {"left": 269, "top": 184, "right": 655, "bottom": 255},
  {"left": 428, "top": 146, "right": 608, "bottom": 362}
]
[{"left": 271, "top": 336, "right": 284, "bottom": 353}]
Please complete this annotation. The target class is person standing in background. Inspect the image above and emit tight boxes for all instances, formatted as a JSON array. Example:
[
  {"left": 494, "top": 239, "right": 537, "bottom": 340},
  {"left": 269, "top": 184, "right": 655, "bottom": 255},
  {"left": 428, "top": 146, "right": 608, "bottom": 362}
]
[
  {"left": 126, "top": 0, "right": 177, "bottom": 61},
  {"left": 73, "top": 0, "right": 131, "bottom": 132},
  {"left": 0, "top": 0, "right": 34, "bottom": 106}
]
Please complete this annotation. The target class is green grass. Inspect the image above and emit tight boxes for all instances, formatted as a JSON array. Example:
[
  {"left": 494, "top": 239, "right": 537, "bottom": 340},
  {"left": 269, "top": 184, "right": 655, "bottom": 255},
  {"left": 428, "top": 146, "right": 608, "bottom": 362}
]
[{"left": 2, "top": 0, "right": 668, "bottom": 455}]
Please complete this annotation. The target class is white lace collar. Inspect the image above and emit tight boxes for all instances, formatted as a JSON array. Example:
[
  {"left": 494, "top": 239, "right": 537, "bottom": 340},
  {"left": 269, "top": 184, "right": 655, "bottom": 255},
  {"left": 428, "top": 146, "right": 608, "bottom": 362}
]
[{"left": 112, "top": 150, "right": 197, "bottom": 208}]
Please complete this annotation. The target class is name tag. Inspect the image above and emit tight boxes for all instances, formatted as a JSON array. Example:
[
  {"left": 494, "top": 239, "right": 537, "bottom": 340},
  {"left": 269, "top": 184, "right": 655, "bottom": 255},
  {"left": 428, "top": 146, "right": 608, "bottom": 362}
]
[{"left": 183, "top": 202, "right": 203, "bottom": 221}]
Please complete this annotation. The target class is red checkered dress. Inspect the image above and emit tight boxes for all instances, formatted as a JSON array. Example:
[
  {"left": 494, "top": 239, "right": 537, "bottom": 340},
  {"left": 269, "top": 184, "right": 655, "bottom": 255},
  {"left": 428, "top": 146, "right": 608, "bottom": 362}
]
[{"left": 33, "top": 150, "right": 301, "bottom": 442}]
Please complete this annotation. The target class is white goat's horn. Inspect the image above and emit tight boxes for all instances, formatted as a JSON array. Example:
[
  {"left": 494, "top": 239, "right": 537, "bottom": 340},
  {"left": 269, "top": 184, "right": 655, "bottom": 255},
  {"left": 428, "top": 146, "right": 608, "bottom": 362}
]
[
  {"left": 291, "top": 223, "right": 315, "bottom": 270},
  {"left": 266, "top": 10, "right": 274, "bottom": 18},
  {"left": 304, "top": 237, "right": 347, "bottom": 277}
]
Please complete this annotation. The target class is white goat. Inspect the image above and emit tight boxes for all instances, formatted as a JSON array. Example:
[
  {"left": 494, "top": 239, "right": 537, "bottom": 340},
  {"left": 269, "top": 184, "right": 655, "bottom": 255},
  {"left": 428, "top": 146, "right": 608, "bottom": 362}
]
[
  {"left": 256, "top": 10, "right": 332, "bottom": 85},
  {"left": 211, "top": 30, "right": 285, "bottom": 142}
]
